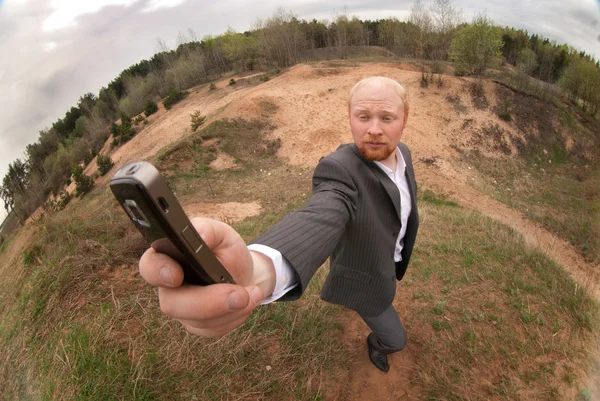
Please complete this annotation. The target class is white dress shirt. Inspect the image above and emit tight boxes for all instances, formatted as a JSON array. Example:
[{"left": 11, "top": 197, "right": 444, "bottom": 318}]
[{"left": 248, "top": 148, "right": 412, "bottom": 304}]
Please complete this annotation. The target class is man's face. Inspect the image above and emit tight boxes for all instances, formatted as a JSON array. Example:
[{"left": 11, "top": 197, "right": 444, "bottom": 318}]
[{"left": 349, "top": 84, "right": 406, "bottom": 162}]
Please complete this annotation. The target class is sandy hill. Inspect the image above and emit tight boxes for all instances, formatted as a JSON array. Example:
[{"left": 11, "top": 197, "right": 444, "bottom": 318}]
[{"left": 73, "top": 62, "right": 597, "bottom": 298}]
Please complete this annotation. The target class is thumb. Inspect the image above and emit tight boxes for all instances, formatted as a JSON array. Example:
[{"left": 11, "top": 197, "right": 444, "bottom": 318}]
[{"left": 245, "top": 285, "right": 265, "bottom": 307}]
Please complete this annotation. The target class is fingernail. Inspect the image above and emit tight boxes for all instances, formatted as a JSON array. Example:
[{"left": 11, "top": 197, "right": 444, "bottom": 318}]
[
  {"left": 159, "top": 266, "right": 174, "bottom": 287},
  {"left": 227, "top": 291, "right": 247, "bottom": 311},
  {"left": 250, "top": 286, "right": 263, "bottom": 304}
]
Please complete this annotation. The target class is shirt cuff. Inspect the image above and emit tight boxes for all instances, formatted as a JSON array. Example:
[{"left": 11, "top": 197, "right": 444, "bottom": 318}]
[{"left": 247, "top": 244, "right": 299, "bottom": 304}]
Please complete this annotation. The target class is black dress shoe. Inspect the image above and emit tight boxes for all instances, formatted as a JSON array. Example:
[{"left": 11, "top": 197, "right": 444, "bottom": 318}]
[{"left": 367, "top": 334, "right": 389, "bottom": 372}]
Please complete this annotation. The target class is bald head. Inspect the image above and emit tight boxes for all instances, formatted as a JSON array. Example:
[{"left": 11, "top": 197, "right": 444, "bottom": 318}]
[{"left": 348, "top": 77, "right": 409, "bottom": 125}]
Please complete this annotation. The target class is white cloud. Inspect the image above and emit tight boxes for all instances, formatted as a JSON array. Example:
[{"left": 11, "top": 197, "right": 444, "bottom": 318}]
[
  {"left": 43, "top": 41, "right": 57, "bottom": 51},
  {"left": 142, "top": 0, "right": 185, "bottom": 13},
  {"left": 43, "top": 0, "right": 139, "bottom": 32}
]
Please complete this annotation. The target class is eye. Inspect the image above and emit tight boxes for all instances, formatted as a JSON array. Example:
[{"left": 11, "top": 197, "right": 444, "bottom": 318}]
[
  {"left": 382, "top": 116, "right": 393, "bottom": 122},
  {"left": 359, "top": 115, "right": 368, "bottom": 121}
]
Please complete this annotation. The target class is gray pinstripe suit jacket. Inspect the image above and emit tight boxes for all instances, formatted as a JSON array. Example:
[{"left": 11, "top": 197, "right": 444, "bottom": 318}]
[{"left": 252, "top": 142, "right": 419, "bottom": 317}]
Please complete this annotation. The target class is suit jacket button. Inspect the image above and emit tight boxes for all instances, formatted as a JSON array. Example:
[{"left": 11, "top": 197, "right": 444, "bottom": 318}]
[{"left": 392, "top": 232, "right": 398, "bottom": 237}]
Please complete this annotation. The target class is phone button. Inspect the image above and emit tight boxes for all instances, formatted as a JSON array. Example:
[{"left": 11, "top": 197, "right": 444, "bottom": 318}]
[
  {"left": 182, "top": 226, "right": 203, "bottom": 253},
  {"left": 125, "top": 164, "right": 140, "bottom": 175}
]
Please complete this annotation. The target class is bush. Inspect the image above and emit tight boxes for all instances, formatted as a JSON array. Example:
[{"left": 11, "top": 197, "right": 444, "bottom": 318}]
[
  {"left": 134, "top": 115, "right": 145, "bottom": 125},
  {"left": 118, "top": 113, "right": 136, "bottom": 143},
  {"left": 450, "top": 14, "right": 503, "bottom": 76},
  {"left": 229, "top": 78, "right": 236, "bottom": 86},
  {"left": 44, "top": 190, "right": 72, "bottom": 212},
  {"left": 163, "top": 86, "right": 188, "bottom": 110},
  {"left": 260, "top": 74, "right": 270, "bottom": 82},
  {"left": 209, "top": 83, "right": 216, "bottom": 91},
  {"left": 190, "top": 111, "right": 207, "bottom": 132},
  {"left": 83, "top": 150, "right": 94, "bottom": 165},
  {"left": 110, "top": 122, "right": 119, "bottom": 136},
  {"left": 497, "top": 100, "right": 513, "bottom": 121},
  {"left": 96, "top": 154, "right": 115, "bottom": 176},
  {"left": 144, "top": 100, "right": 158, "bottom": 117},
  {"left": 72, "top": 165, "right": 94, "bottom": 197}
]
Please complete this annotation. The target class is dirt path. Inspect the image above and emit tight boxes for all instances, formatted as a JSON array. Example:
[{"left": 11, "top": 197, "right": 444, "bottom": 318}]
[{"left": 415, "top": 162, "right": 600, "bottom": 298}]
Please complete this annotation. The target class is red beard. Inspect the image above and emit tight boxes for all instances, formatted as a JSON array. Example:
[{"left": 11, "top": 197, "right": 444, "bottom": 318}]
[{"left": 358, "top": 141, "right": 395, "bottom": 162}]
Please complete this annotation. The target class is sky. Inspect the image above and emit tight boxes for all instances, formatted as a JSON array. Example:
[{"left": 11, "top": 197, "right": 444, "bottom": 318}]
[{"left": 1, "top": 0, "right": 600, "bottom": 224}]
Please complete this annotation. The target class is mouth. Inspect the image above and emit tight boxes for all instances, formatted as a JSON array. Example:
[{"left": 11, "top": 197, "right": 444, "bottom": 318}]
[{"left": 365, "top": 142, "right": 386, "bottom": 148}]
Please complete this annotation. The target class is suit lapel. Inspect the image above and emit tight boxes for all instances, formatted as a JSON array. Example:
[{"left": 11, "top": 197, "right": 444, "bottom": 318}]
[
  {"left": 398, "top": 144, "right": 417, "bottom": 210},
  {"left": 351, "top": 145, "right": 402, "bottom": 221}
]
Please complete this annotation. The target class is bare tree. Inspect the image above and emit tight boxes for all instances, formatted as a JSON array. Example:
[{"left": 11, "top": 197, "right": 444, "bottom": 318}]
[
  {"left": 410, "top": 0, "right": 434, "bottom": 59},
  {"left": 429, "top": 0, "right": 463, "bottom": 60},
  {"left": 430, "top": 0, "right": 462, "bottom": 34},
  {"left": 255, "top": 8, "right": 306, "bottom": 67},
  {"left": 155, "top": 37, "right": 170, "bottom": 54}
]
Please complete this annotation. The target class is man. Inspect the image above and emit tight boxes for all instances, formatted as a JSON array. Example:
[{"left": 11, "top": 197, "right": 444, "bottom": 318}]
[{"left": 139, "top": 76, "right": 419, "bottom": 372}]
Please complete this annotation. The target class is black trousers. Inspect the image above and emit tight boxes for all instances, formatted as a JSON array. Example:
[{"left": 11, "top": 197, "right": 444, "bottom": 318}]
[{"left": 359, "top": 303, "right": 407, "bottom": 354}]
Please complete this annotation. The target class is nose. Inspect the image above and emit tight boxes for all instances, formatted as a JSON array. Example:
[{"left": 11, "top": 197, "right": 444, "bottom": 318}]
[{"left": 366, "top": 119, "right": 383, "bottom": 135}]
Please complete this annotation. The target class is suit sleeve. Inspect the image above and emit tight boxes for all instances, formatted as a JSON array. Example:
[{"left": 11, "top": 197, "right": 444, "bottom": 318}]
[{"left": 250, "top": 156, "right": 358, "bottom": 300}]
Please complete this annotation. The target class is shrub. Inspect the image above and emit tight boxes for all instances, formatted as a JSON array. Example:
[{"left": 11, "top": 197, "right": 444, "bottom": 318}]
[
  {"left": 83, "top": 150, "right": 94, "bottom": 165},
  {"left": 497, "top": 100, "right": 513, "bottom": 121},
  {"left": 96, "top": 154, "right": 115, "bottom": 176},
  {"left": 72, "top": 165, "right": 94, "bottom": 197},
  {"left": 134, "top": 115, "right": 145, "bottom": 125},
  {"left": 110, "top": 122, "right": 119, "bottom": 136},
  {"left": 144, "top": 100, "right": 158, "bottom": 117},
  {"left": 420, "top": 69, "right": 434, "bottom": 88},
  {"left": 44, "top": 190, "right": 72, "bottom": 212},
  {"left": 229, "top": 78, "right": 236, "bottom": 86},
  {"left": 209, "top": 82, "right": 216, "bottom": 91},
  {"left": 119, "top": 113, "right": 136, "bottom": 142},
  {"left": 55, "top": 190, "right": 72, "bottom": 210},
  {"left": 163, "top": 86, "right": 188, "bottom": 110},
  {"left": 260, "top": 74, "right": 270, "bottom": 82},
  {"left": 190, "top": 111, "right": 207, "bottom": 132}
]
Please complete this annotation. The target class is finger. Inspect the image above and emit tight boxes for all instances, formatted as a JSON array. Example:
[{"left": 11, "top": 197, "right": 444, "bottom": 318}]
[
  {"left": 158, "top": 284, "right": 264, "bottom": 321},
  {"left": 139, "top": 247, "right": 184, "bottom": 288},
  {"left": 189, "top": 217, "right": 252, "bottom": 279},
  {"left": 184, "top": 315, "right": 251, "bottom": 337},
  {"left": 189, "top": 217, "right": 229, "bottom": 250},
  {"left": 178, "top": 307, "right": 253, "bottom": 329}
]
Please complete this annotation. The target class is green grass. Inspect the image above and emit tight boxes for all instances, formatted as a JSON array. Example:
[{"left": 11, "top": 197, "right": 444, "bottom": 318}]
[
  {"left": 403, "top": 201, "right": 598, "bottom": 400},
  {"left": 1, "top": 184, "right": 597, "bottom": 400},
  {"left": 0, "top": 190, "right": 347, "bottom": 400},
  {"left": 465, "top": 155, "right": 600, "bottom": 264}
]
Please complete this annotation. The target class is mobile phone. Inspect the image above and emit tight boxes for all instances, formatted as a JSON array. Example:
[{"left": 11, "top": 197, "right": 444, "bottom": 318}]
[{"left": 110, "top": 161, "right": 235, "bottom": 286}]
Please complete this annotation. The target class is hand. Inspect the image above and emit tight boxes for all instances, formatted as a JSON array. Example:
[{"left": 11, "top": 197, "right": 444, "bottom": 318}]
[{"left": 139, "top": 217, "right": 276, "bottom": 337}]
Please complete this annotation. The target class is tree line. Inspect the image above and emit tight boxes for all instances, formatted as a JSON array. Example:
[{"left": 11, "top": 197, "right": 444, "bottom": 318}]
[{"left": 2, "top": 0, "right": 600, "bottom": 223}]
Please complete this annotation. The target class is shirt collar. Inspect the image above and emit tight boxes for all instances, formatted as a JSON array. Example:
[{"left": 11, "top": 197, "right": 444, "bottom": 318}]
[{"left": 374, "top": 148, "right": 406, "bottom": 176}]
